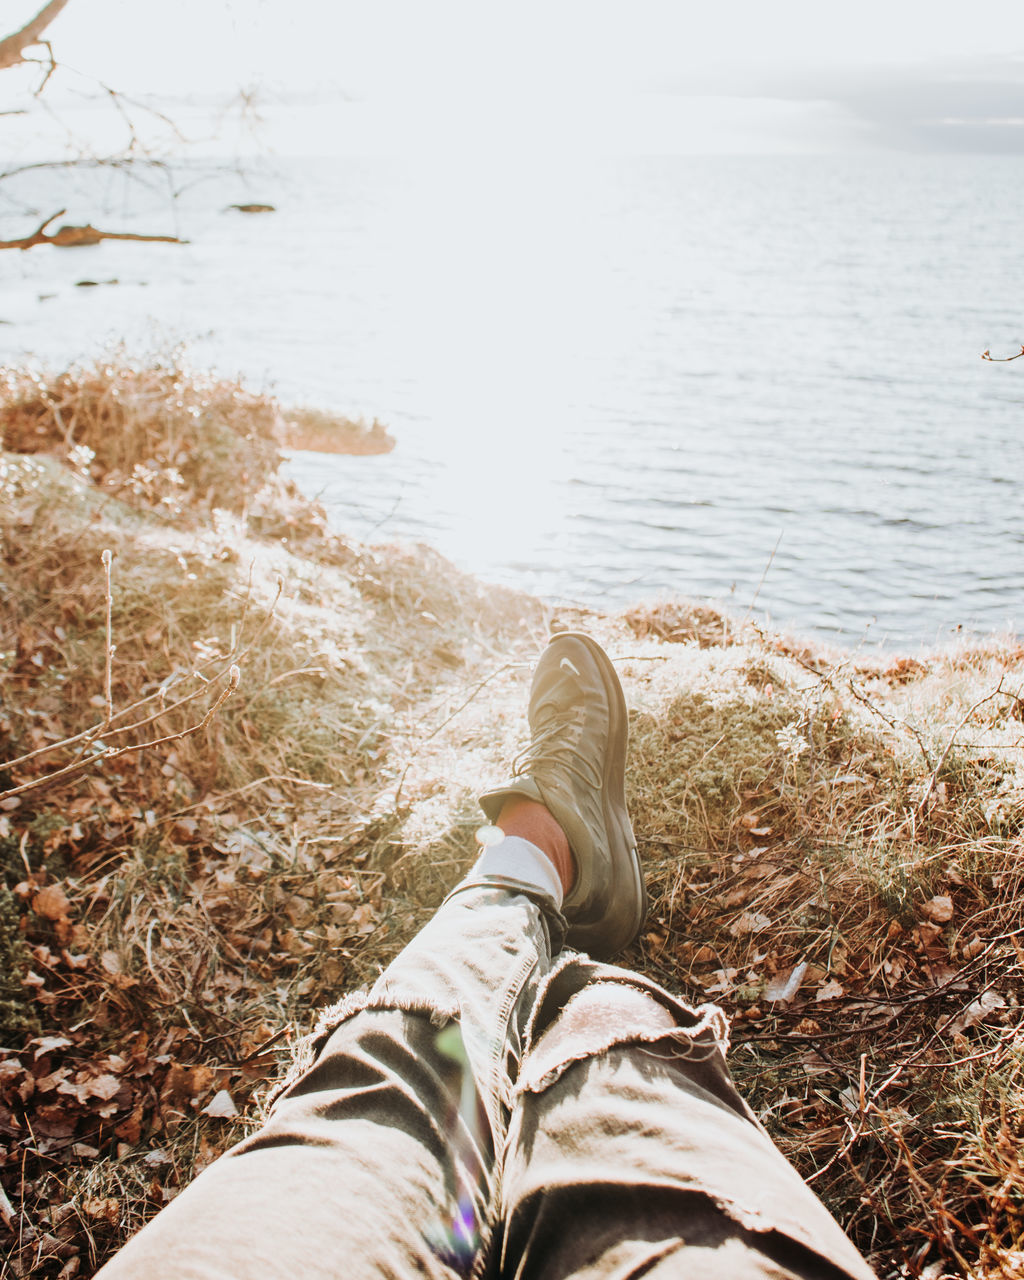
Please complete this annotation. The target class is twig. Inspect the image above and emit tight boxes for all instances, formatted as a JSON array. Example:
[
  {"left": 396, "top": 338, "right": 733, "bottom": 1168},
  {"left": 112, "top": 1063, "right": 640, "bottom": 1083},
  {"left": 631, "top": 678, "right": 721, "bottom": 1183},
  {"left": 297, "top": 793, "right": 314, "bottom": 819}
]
[
  {"left": 0, "top": 155, "right": 173, "bottom": 182},
  {"left": 749, "top": 620, "right": 832, "bottom": 679},
  {"left": 1, "top": 576, "right": 281, "bottom": 777},
  {"left": 18, "top": 831, "right": 32, "bottom": 877},
  {"left": 31, "top": 38, "right": 57, "bottom": 95},
  {"left": 421, "top": 662, "right": 526, "bottom": 744},
  {"left": 0, "top": 668, "right": 240, "bottom": 802},
  {"left": 2, "top": 670, "right": 216, "bottom": 775},
  {"left": 846, "top": 679, "right": 934, "bottom": 770},
  {"left": 0, "top": 207, "right": 65, "bottom": 249},
  {"left": 101, "top": 548, "right": 114, "bottom": 726},
  {"left": 915, "top": 679, "right": 1005, "bottom": 817},
  {"left": 227, "top": 1027, "right": 290, "bottom": 1066},
  {"left": 746, "top": 625, "right": 936, "bottom": 771},
  {"left": 742, "top": 531, "right": 783, "bottom": 627},
  {"left": 110, "top": 664, "right": 239, "bottom": 751},
  {"left": 805, "top": 1114, "right": 866, "bottom": 1186},
  {"left": 981, "top": 345, "right": 1024, "bottom": 363},
  {"left": 909, "top": 1025, "right": 1021, "bottom": 1071}
]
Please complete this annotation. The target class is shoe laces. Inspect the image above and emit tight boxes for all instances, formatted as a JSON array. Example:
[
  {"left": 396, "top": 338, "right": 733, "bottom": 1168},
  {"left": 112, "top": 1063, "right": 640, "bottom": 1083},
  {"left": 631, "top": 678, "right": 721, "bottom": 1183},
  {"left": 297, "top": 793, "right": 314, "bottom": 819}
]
[{"left": 511, "top": 709, "right": 602, "bottom": 791}]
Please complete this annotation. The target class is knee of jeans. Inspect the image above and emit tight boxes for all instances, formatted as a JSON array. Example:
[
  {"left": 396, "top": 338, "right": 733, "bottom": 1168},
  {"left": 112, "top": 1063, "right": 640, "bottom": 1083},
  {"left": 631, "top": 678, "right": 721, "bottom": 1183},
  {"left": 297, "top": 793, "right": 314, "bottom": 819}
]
[
  {"left": 266, "top": 990, "right": 462, "bottom": 1109},
  {"left": 516, "top": 956, "right": 732, "bottom": 1099}
]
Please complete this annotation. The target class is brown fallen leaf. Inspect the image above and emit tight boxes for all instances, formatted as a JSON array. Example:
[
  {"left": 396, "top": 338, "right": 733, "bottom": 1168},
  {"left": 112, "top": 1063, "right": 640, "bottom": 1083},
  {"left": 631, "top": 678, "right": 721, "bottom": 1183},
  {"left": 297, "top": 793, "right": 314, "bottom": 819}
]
[
  {"left": 729, "top": 910, "right": 772, "bottom": 937},
  {"left": 703, "top": 967, "right": 739, "bottom": 994},
  {"left": 32, "top": 1102, "right": 78, "bottom": 1139},
  {"left": 81, "top": 1073, "right": 123, "bottom": 1102},
  {"left": 201, "top": 1089, "right": 239, "bottom": 1119},
  {"left": 915, "top": 922, "right": 943, "bottom": 948},
  {"left": 36, "top": 1068, "right": 70, "bottom": 1093},
  {"left": 922, "top": 895, "right": 954, "bottom": 924},
  {"left": 765, "top": 961, "right": 808, "bottom": 1003},
  {"left": 33, "top": 883, "right": 71, "bottom": 922},
  {"left": 82, "top": 1196, "right": 120, "bottom": 1225},
  {"left": 115, "top": 1105, "right": 144, "bottom": 1143},
  {"left": 352, "top": 903, "right": 377, "bottom": 935},
  {"left": 162, "top": 1062, "right": 215, "bottom": 1106},
  {"left": 924, "top": 961, "right": 961, "bottom": 988},
  {"left": 945, "top": 991, "right": 1007, "bottom": 1037}
]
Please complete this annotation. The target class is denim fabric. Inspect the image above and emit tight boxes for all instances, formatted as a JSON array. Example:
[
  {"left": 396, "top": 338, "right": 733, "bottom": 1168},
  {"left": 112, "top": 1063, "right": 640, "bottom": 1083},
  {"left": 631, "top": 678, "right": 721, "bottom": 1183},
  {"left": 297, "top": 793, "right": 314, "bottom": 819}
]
[{"left": 96, "top": 868, "right": 874, "bottom": 1280}]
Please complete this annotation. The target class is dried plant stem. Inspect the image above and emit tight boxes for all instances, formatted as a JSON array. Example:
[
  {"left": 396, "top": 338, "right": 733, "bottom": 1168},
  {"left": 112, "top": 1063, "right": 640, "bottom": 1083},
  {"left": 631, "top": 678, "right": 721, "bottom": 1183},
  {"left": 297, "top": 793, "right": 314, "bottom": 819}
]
[
  {"left": 915, "top": 679, "right": 1006, "bottom": 817},
  {"left": 1, "top": 576, "right": 281, "bottom": 778},
  {"left": 2, "top": 677, "right": 203, "bottom": 774},
  {"left": 421, "top": 661, "right": 524, "bottom": 744},
  {"left": 77, "top": 661, "right": 244, "bottom": 746},
  {"left": 742, "top": 530, "right": 783, "bottom": 627},
  {"left": 102, "top": 547, "right": 114, "bottom": 726},
  {"left": 0, "top": 667, "right": 240, "bottom": 802},
  {"left": 846, "top": 679, "right": 934, "bottom": 770}
]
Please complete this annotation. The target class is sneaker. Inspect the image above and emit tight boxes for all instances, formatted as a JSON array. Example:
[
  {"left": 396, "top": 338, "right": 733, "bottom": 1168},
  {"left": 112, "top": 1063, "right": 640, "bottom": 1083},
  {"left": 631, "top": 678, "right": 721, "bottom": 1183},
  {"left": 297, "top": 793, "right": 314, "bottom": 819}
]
[{"left": 480, "top": 632, "right": 647, "bottom": 958}]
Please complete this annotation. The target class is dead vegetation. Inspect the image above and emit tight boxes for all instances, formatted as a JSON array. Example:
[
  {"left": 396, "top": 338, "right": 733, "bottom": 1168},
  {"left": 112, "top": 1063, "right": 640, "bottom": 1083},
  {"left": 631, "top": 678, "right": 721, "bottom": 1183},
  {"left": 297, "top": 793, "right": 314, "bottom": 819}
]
[
  {"left": 0, "top": 356, "right": 394, "bottom": 512},
  {"left": 621, "top": 624, "right": 1024, "bottom": 1280},
  {"left": 1, "top": 360, "right": 1023, "bottom": 1279},
  {"left": 279, "top": 406, "right": 395, "bottom": 456}
]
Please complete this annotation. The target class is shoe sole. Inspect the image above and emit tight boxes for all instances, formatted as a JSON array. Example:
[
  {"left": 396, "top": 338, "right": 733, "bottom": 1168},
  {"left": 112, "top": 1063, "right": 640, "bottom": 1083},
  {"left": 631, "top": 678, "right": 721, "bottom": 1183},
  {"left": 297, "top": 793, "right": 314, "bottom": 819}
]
[{"left": 553, "top": 632, "right": 649, "bottom": 956}]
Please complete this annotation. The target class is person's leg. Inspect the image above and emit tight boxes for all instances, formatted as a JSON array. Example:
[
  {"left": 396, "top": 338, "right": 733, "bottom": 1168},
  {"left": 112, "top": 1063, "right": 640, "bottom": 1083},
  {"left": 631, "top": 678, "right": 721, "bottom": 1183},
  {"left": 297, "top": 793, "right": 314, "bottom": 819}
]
[
  {"left": 475, "top": 632, "right": 873, "bottom": 1279},
  {"left": 95, "top": 835, "right": 565, "bottom": 1280},
  {"left": 97, "top": 627, "right": 876, "bottom": 1280},
  {"left": 493, "top": 958, "right": 875, "bottom": 1280}
]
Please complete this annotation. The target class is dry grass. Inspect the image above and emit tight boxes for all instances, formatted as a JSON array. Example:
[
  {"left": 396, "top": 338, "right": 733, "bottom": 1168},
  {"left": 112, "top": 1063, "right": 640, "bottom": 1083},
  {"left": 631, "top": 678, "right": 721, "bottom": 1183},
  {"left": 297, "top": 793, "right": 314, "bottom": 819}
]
[
  {"left": 279, "top": 406, "right": 395, "bottom": 455},
  {"left": 617, "top": 620, "right": 1024, "bottom": 1279},
  {"left": 1, "top": 362, "right": 1023, "bottom": 1278},
  {"left": 0, "top": 357, "right": 280, "bottom": 516},
  {"left": 0, "top": 356, "right": 396, "bottom": 521}
]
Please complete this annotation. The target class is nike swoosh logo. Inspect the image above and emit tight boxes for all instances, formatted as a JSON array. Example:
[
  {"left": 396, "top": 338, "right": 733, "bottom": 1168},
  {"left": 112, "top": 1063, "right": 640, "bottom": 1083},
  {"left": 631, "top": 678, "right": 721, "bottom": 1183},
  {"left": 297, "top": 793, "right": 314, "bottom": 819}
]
[{"left": 559, "top": 657, "right": 581, "bottom": 676}]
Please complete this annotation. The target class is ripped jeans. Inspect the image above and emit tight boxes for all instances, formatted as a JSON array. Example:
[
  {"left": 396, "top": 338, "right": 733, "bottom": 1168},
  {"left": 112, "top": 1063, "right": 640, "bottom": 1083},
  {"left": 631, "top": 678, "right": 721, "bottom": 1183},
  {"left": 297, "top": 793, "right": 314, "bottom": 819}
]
[{"left": 97, "top": 843, "right": 874, "bottom": 1280}]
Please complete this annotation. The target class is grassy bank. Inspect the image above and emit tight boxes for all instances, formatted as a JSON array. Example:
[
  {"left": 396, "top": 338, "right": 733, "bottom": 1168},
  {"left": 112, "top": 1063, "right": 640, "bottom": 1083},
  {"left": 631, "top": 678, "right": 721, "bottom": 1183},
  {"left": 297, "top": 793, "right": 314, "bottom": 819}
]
[{"left": 1, "top": 360, "right": 1022, "bottom": 1279}]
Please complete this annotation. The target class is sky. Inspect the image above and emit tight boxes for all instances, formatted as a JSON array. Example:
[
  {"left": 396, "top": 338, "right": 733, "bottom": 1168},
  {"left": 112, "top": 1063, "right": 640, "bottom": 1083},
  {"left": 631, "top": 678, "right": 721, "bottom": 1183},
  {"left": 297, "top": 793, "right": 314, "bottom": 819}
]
[{"left": 3, "top": 1, "right": 1024, "bottom": 155}]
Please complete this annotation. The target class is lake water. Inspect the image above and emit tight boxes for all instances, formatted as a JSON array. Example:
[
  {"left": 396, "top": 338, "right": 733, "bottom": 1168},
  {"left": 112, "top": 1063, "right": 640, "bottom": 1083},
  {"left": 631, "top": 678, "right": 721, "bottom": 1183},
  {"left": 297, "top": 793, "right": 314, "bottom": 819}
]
[{"left": 1, "top": 151, "right": 1022, "bottom": 649}]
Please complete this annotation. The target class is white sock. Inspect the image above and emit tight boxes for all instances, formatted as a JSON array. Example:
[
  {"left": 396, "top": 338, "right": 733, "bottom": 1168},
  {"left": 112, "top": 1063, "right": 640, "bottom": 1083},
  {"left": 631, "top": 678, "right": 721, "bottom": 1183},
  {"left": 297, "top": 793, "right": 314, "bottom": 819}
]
[{"left": 470, "top": 835, "right": 564, "bottom": 909}]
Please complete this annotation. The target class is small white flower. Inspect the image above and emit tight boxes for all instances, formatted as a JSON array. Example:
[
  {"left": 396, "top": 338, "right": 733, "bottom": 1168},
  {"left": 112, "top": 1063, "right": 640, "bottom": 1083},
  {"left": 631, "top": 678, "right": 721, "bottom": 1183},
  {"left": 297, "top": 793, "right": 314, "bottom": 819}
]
[
  {"left": 775, "top": 720, "right": 809, "bottom": 761},
  {"left": 129, "top": 462, "right": 159, "bottom": 494},
  {"left": 67, "top": 443, "right": 96, "bottom": 475}
]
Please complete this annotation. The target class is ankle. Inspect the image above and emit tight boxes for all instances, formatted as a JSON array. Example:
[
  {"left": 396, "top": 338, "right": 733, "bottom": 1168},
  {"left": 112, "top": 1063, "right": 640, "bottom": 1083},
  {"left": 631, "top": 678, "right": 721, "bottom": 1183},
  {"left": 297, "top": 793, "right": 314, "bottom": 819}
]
[{"left": 496, "top": 797, "right": 575, "bottom": 896}]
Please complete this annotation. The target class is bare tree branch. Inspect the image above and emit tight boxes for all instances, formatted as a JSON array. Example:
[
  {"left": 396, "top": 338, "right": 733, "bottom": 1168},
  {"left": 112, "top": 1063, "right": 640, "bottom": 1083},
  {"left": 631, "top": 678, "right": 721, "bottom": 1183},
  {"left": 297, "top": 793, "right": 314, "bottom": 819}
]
[
  {"left": 0, "top": 0, "right": 70, "bottom": 72},
  {"left": 31, "top": 36, "right": 58, "bottom": 94},
  {"left": 0, "top": 211, "right": 187, "bottom": 250}
]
